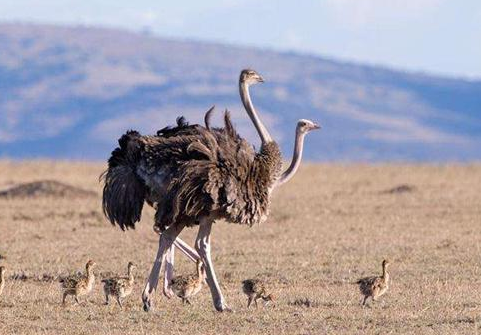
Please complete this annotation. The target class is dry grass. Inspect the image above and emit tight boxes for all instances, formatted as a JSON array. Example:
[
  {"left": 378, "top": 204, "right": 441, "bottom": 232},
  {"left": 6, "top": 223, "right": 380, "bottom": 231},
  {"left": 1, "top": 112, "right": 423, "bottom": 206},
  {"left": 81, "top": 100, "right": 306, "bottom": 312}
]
[{"left": 0, "top": 160, "right": 480, "bottom": 334}]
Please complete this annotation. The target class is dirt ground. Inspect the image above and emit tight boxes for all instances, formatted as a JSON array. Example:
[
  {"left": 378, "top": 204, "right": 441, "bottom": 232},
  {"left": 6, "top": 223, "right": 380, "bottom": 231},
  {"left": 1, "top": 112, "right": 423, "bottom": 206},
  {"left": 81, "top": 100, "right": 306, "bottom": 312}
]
[{"left": 0, "top": 160, "right": 480, "bottom": 334}]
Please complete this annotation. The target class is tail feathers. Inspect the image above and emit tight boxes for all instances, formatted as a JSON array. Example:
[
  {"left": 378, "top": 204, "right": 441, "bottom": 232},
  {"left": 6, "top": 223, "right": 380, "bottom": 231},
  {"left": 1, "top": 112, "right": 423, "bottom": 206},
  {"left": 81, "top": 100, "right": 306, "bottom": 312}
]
[
  {"left": 223, "top": 110, "right": 238, "bottom": 138},
  {"left": 204, "top": 105, "right": 215, "bottom": 130},
  {"left": 102, "top": 130, "right": 146, "bottom": 230},
  {"left": 108, "top": 130, "right": 142, "bottom": 169}
]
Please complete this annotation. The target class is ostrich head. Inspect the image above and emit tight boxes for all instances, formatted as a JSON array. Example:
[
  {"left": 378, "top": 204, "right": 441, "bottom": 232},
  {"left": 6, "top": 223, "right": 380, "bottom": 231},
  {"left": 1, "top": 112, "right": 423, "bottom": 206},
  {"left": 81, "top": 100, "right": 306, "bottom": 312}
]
[
  {"left": 86, "top": 260, "right": 96, "bottom": 271},
  {"left": 127, "top": 262, "right": 136, "bottom": 272},
  {"left": 0, "top": 266, "right": 5, "bottom": 276},
  {"left": 382, "top": 259, "right": 391, "bottom": 268},
  {"left": 297, "top": 119, "right": 321, "bottom": 134},
  {"left": 240, "top": 69, "right": 264, "bottom": 86}
]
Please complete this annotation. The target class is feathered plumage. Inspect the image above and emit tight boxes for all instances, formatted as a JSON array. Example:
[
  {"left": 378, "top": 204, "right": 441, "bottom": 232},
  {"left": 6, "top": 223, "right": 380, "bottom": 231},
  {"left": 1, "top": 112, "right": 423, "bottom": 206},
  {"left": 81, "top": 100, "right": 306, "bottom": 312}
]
[
  {"left": 60, "top": 260, "right": 96, "bottom": 305},
  {"left": 101, "top": 262, "right": 136, "bottom": 307},
  {"left": 102, "top": 110, "right": 282, "bottom": 232},
  {"left": 101, "top": 130, "right": 146, "bottom": 230},
  {"left": 169, "top": 259, "right": 206, "bottom": 305},
  {"left": 356, "top": 259, "right": 391, "bottom": 306},
  {"left": 242, "top": 278, "right": 274, "bottom": 308}
]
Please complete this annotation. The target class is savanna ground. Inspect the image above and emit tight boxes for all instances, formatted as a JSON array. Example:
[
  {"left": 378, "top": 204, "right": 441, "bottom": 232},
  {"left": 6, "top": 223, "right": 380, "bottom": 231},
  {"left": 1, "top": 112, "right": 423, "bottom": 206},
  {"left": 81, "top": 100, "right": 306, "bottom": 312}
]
[{"left": 0, "top": 161, "right": 480, "bottom": 334}]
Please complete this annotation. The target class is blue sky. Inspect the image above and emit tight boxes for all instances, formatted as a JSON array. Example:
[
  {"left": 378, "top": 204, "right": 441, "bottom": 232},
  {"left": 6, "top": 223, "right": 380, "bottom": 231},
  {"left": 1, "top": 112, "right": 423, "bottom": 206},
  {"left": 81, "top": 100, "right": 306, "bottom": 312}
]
[{"left": 2, "top": 0, "right": 480, "bottom": 78}]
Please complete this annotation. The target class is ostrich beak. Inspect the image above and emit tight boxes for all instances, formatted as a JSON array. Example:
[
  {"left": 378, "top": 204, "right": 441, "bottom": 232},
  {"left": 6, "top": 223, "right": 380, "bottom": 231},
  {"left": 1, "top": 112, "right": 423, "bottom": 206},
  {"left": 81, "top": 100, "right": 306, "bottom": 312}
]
[
  {"left": 256, "top": 75, "right": 264, "bottom": 83},
  {"left": 312, "top": 123, "right": 321, "bottom": 130}
]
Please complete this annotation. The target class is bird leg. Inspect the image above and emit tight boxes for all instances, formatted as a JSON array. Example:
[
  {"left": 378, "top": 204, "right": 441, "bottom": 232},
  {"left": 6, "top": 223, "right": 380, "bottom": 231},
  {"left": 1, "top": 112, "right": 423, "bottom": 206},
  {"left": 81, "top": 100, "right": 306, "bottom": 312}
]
[
  {"left": 142, "top": 223, "right": 185, "bottom": 312},
  {"left": 174, "top": 238, "right": 200, "bottom": 262},
  {"left": 195, "top": 217, "right": 231, "bottom": 312},
  {"left": 153, "top": 227, "right": 199, "bottom": 262},
  {"left": 163, "top": 244, "right": 175, "bottom": 299}
]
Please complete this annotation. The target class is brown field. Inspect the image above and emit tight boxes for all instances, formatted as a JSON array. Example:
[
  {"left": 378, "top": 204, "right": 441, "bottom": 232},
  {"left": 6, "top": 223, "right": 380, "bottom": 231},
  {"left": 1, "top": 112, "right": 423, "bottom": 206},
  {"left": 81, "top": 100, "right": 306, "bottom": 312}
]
[{"left": 0, "top": 161, "right": 480, "bottom": 334}]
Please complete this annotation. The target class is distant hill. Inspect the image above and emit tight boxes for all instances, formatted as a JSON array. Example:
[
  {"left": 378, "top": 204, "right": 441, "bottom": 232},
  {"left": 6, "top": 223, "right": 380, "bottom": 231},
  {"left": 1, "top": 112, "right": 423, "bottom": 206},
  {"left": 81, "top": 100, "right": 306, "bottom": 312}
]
[{"left": 0, "top": 23, "right": 480, "bottom": 161}]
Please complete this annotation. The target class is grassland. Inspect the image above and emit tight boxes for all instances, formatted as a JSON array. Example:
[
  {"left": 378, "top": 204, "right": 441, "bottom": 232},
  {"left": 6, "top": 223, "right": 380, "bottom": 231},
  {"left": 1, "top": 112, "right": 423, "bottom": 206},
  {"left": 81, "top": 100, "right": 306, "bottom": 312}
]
[{"left": 0, "top": 161, "right": 480, "bottom": 334}]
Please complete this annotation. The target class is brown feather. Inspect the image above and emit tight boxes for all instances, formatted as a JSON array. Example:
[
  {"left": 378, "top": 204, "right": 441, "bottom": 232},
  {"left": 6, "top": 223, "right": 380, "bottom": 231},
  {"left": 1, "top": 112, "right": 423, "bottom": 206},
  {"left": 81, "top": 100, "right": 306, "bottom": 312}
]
[{"left": 102, "top": 108, "right": 282, "bottom": 232}]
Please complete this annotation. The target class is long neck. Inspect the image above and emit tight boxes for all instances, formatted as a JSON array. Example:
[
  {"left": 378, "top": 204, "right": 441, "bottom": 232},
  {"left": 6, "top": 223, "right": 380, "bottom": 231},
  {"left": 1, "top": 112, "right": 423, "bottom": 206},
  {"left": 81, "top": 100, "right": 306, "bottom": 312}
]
[
  {"left": 277, "top": 127, "right": 306, "bottom": 186},
  {"left": 128, "top": 267, "right": 134, "bottom": 283},
  {"left": 239, "top": 81, "right": 273, "bottom": 144},
  {"left": 86, "top": 267, "right": 94, "bottom": 280},
  {"left": 382, "top": 265, "right": 389, "bottom": 281},
  {"left": 196, "top": 263, "right": 204, "bottom": 284}
]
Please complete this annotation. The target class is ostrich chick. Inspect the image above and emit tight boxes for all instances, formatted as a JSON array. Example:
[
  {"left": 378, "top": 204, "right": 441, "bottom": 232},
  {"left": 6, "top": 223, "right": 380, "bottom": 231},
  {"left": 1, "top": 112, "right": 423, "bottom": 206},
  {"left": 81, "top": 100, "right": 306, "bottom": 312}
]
[
  {"left": 60, "top": 260, "right": 96, "bottom": 305},
  {"left": 101, "top": 262, "right": 136, "bottom": 308},
  {"left": 169, "top": 259, "right": 206, "bottom": 305},
  {"left": 242, "top": 278, "right": 274, "bottom": 308},
  {"left": 0, "top": 266, "right": 6, "bottom": 299},
  {"left": 356, "top": 259, "right": 391, "bottom": 306}
]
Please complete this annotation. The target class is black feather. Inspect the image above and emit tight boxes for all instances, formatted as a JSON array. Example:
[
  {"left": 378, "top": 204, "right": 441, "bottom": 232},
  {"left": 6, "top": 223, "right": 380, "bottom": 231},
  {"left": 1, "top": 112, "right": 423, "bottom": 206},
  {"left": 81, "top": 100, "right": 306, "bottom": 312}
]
[{"left": 101, "top": 130, "right": 146, "bottom": 230}]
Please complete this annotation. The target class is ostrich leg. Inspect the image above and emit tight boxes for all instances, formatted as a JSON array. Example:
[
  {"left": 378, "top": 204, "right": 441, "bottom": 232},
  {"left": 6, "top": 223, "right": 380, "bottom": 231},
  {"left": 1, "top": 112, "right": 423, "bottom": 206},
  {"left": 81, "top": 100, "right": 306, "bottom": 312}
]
[
  {"left": 174, "top": 238, "right": 200, "bottom": 262},
  {"left": 162, "top": 245, "right": 175, "bottom": 299},
  {"left": 142, "top": 223, "right": 185, "bottom": 312},
  {"left": 153, "top": 230, "right": 200, "bottom": 262},
  {"left": 195, "top": 216, "right": 231, "bottom": 312}
]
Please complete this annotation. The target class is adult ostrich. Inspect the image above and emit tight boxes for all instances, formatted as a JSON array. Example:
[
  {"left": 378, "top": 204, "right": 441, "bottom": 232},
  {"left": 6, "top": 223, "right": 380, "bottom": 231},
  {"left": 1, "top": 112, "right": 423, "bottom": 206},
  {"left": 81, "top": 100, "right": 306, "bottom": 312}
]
[
  {"left": 102, "top": 69, "right": 320, "bottom": 312},
  {"left": 161, "top": 117, "right": 321, "bottom": 299}
]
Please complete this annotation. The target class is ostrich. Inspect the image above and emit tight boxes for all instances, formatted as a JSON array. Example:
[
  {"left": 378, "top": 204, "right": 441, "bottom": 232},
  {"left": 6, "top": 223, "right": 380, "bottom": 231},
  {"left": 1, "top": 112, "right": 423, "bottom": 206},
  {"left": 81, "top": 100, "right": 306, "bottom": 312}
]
[
  {"left": 168, "top": 259, "right": 206, "bottom": 305},
  {"left": 356, "top": 259, "right": 391, "bottom": 306},
  {"left": 161, "top": 117, "right": 321, "bottom": 299},
  {"left": 102, "top": 69, "right": 320, "bottom": 312},
  {"left": 101, "top": 261, "right": 136, "bottom": 308},
  {"left": 59, "top": 260, "right": 96, "bottom": 305},
  {"left": 242, "top": 278, "right": 274, "bottom": 308}
]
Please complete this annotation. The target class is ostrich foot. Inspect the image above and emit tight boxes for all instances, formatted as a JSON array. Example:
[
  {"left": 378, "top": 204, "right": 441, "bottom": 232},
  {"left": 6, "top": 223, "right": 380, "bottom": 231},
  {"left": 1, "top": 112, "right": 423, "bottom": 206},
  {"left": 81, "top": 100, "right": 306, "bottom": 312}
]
[
  {"left": 143, "top": 295, "right": 152, "bottom": 312},
  {"left": 215, "top": 299, "right": 234, "bottom": 313},
  {"left": 163, "top": 286, "right": 175, "bottom": 299},
  {"left": 142, "top": 282, "right": 155, "bottom": 312}
]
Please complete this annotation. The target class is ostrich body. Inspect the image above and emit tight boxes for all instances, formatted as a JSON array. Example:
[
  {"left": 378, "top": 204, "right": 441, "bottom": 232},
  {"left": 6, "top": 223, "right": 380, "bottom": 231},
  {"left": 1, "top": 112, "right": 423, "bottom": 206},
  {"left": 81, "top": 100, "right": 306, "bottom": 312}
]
[
  {"left": 102, "top": 69, "right": 319, "bottom": 312},
  {"left": 60, "top": 260, "right": 96, "bottom": 305},
  {"left": 168, "top": 259, "right": 206, "bottom": 305},
  {"left": 356, "top": 259, "right": 391, "bottom": 306},
  {"left": 101, "top": 262, "right": 136, "bottom": 308}
]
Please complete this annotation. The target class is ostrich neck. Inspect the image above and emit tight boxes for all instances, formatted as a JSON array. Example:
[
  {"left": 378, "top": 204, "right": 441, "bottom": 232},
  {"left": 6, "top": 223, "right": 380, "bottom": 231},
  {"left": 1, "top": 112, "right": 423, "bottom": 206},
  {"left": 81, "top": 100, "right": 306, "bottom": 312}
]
[
  {"left": 239, "top": 82, "right": 273, "bottom": 144},
  {"left": 196, "top": 263, "right": 204, "bottom": 285},
  {"left": 277, "top": 128, "right": 306, "bottom": 186},
  {"left": 382, "top": 266, "right": 389, "bottom": 282},
  {"left": 128, "top": 268, "right": 134, "bottom": 283},
  {"left": 86, "top": 268, "right": 95, "bottom": 282}
]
